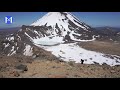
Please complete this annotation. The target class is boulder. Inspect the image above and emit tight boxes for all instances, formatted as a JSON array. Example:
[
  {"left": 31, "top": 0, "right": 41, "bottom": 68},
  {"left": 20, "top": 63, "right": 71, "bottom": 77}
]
[
  {"left": 13, "top": 71, "right": 20, "bottom": 77},
  {"left": 15, "top": 64, "right": 28, "bottom": 71}
]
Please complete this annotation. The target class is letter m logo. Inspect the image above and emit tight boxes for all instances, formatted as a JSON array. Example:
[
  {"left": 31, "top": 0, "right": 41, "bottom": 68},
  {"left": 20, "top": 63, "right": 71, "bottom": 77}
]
[{"left": 5, "top": 16, "right": 13, "bottom": 24}]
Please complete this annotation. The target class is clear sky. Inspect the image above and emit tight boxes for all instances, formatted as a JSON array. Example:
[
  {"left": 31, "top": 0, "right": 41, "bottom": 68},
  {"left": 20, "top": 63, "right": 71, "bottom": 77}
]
[{"left": 0, "top": 12, "right": 120, "bottom": 28}]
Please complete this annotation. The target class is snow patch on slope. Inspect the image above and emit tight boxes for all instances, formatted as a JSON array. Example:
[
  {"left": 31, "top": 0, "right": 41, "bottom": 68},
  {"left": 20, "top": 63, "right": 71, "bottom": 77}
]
[
  {"left": 3, "top": 43, "right": 10, "bottom": 48},
  {"left": 25, "top": 32, "right": 33, "bottom": 40},
  {"left": 36, "top": 43, "right": 120, "bottom": 66},
  {"left": 7, "top": 46, "right": 16, "bottom": 56},
  {"left": 6, "top": 36, "right": 14, "bottom": 41},
  {"left": 23, "top": 44, "right": 33, "bottom": 56}
]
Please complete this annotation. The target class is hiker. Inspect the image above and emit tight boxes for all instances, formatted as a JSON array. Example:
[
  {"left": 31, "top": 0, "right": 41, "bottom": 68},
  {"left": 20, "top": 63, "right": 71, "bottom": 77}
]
[{"left": 81, "top": 59, "right": 84, "bottom": 64}]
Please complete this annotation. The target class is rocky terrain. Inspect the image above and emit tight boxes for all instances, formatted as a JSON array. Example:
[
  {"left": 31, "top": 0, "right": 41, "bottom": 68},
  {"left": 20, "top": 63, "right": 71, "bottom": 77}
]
[{"left": 0, "top": 55, "right": 120, "bottom": 78}]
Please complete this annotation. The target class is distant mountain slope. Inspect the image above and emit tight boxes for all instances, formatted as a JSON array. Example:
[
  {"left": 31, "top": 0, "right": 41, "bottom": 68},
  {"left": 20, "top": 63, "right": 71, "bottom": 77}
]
[
  {"left": 94, "top": 27, "right": 120, "bottom": 41},
  {"left": 95, "top": 27, "right": 120, "bottom": 32},
  {"left": 0, "top": 27, "right": 21, "bottom": 31}
]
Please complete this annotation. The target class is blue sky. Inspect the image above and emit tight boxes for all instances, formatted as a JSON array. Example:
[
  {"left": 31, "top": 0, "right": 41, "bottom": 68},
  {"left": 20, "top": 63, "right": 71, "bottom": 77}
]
[{"left": 0, "top": 12, "right": 120, "bottom": 28}]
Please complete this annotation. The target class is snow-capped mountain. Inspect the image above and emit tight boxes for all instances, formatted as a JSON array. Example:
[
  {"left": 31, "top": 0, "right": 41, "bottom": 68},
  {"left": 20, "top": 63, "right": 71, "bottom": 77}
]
[
  {"left": 0, "top": 12, "right": 120, "bottom": 66},
  {"left": 31, "top": 12, "right": 97, "bottom": 42}
]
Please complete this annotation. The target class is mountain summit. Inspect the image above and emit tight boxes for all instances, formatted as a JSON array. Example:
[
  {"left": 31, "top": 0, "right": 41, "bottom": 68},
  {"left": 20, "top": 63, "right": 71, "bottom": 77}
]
[
  {"left": 31, "top": 12, "right": 90, "bottom": 30},
  {"left": 31, "top": 12, "right": 96, "bottom": 42}
]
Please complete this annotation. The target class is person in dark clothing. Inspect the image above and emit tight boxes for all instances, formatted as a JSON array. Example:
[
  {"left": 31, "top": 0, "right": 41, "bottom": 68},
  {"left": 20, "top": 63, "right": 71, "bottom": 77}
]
[{"left": 81, "top": 59, "right": 84, "bottom": 64}]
